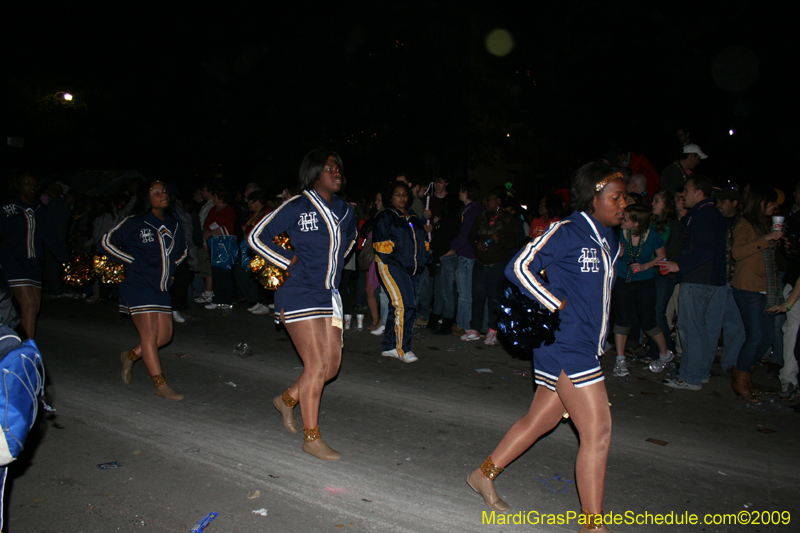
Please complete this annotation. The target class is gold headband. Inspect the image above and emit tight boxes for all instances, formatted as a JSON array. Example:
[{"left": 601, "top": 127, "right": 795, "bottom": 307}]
[{"left": 595, "top": 172, "right": 625, "bottom": 192}]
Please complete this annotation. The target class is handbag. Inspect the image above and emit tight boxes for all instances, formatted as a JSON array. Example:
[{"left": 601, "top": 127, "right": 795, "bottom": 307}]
[
  {"left": 0, "top": 328, "right": 47, "bottom": 466},
  {"left": 239, "top": 239, "right": 252, "bottom": 269},
  {"left": 209, "top": 227, "right": 238, "bottom": 270},
  {"left": 358, "top": 237, "right": 375, "bottom": 271}
]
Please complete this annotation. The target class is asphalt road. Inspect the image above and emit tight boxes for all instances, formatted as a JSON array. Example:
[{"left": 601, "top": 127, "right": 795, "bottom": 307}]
[{"left": 5, "top": 297, "right": 799, "bottom": 532}]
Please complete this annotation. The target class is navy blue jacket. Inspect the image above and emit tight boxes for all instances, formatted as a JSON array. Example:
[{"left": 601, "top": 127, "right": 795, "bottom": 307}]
[
  {"left": 102, "top": 212, "right": 187, "bottom": 293},
  {"left": 372, "top": 206, "right": 431, "bottom": 276},
  {"left": 677, "top": 199, "right": 727, "bottom": 286},
  {"left": 0, "top": 198, "right": 68, "bottom": 263},
  {"left": 247, "top": 190, "right": 357, "bottom": 291},
  {"left": 506, "top": 211, "right": 620, "bottom": 358}
]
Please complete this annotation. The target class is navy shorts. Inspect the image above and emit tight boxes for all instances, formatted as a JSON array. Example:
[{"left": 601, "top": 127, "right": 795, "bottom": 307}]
[
  {"left": 2, "top": 257, "right": 42, "bottom": 289},
  {"left": 118, "top": 281, "right": 171, "bottom": 315},
  {"left": 533, "top": 342, "right": 605, "bottom": 392}
]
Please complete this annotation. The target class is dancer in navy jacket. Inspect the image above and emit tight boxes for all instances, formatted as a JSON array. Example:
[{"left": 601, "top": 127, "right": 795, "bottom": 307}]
[
  {"left": 467, "top": 162, "right": 626, "bottom": 533},
  {"left": 372, "top": 180, "right": 431, "bottom": 363},
  {"left": 249, "top": 148, "right": 356, "bottom": 461},
  {"left": 0, "top": 171, "right": 68, "bottom": 339},
  {"left": 102, "top": 181, "right": 187, "bottom": 400}
]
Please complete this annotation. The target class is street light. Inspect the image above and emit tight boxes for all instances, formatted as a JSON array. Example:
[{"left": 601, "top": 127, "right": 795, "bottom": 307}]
[{"left": 54, "top": 91, "right": 73, "bottom": 101}]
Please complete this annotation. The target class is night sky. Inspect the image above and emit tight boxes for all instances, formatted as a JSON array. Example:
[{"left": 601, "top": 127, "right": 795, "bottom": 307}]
[{"left": 4, "top": 2, "right": 796, "bottom": 201}]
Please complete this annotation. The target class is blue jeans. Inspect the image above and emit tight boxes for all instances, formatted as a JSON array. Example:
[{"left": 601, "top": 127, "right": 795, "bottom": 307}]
[
  {"left": 455, "top": 256, "right": 475, "bottom": 330},
  {"left": 677, "top": 283, "right": 726, "bottom": 385},
  {"left": 733, "top": 287, "right": 775, "bottom": 372},
  {"left": 719, "top": 283, "right": 746, "bottom": 370},
  {"left": 434, "top": 254, "right": 457, "bottom": 319},
  {"left": 415, "top": 267, "right": 435, "bottom": 319}
]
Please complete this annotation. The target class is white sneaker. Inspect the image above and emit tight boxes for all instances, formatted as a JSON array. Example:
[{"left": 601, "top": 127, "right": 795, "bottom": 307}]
[
  {"left": 247, "top": 303, "right": 261, "bottom": 312},
  {"left": 400, "top": 351, "right": 418, "bottom": 363},
  {"left": 371, "top": 325, "right": 385, "bottom": 335},
  {"left": 484, "top": 329, "right": 498, "bottom": 346},
  {"left": 649, "top": 350, "right": 675, "bottom": 373},
  {"left": 381, "top": 348, "right": 400, "bottom": 359},
  {"left": 172, "top": 311, "right": 186, "bottom": 323},
  {"left": 613, "top": 359, "right": 629, "bottom": 377},
  {"left": 251, "top": 303, "right": 270, "bottom": 315},
  {"left": 195, "top": 291, "right": 214, "bottom": 303},
  {"left": 662, "top": 378, "right": 701, "bottom": 390},
  {"left": 460, "top": 329, "right": 481, "bottom": 341}
]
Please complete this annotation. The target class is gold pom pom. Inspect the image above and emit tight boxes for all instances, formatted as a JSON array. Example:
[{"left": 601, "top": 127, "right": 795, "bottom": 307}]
[
  {"left": 62, "top": 254, "right": 96, "bottom": 286},
  {"left": 93, "top": 254, "right": 126, "bottom": 284},
  {"left": 249, "top": 233, "right": 294, "bottom": 291}
]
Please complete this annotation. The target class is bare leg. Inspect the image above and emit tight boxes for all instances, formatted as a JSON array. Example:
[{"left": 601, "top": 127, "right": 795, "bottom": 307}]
[
  {"left": 205, "top": 276, "right": 213, "bottom": 292},
  {"left": 130, "top": 312, "right": 181, "bottom": 399},
  {"left": 365, "top": 283, "right": 381, "bottom": 328},
  {"left": 555, "top": 374, "right": 612, "bottom": 515},
  {"left": 469, "top": 372, "right": 611, "bottom": 517},
  {"left": 614, "top": 333, "right": 627, "bottom": 358},
  {"left": 282, "top": 315, "right": 343, "bottom": 460},
  {"left": 468, "top": 377, "right": 567, "bottom": 510},
  {"left": 651, "top": 331, "right": 669, "bottom": 358},
  {"left": 283, "top": 317, "right": 342, "bottom": 428},
  {"left": 489, "top": 383, "right": 568, "bottom": 468},
  {"left": 11, "top": 286, "right": 41, "bottom": 339}
]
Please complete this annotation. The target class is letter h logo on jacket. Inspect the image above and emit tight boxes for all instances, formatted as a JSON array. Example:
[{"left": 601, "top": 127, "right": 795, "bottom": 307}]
[{"left": 298, "top": 212, "right": 319, "bottom": 232}]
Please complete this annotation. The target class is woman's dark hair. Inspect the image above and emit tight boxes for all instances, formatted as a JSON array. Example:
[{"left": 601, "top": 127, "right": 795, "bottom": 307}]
[
  {"left": 133, "top": 180, "right": 172, "bottom": 216},
  {"left": 741, "top": 183, "right": 778, "bottom": 236},
  {"left": 459, "top": 180, "right": 481, "bottom": 202},
  {"left": 570, "top": 161, "right": 625, "bottom": 213},
  {"left": 542, "top": 193, "right": 566, "bottom": 219},
  {"left": 247, "top": 189, "right": 266, "bottom": 206},
  {"left": 625, "top": 203, "right": 652, "bottom": 237},
  {"left": 384, "top": 180, "right": 412, "bottom": 212},
  {"left": 214, "top": 186, "right": 232, "bottom": 205},
  {"left": 489, "top": 185, "right": 509, "bottom": 207},
  {"left": 298, "top": 148, "right": 343, "bottom": 191},
  {"left": 652, "top": 191, "right": 677, "bottom": 234}
]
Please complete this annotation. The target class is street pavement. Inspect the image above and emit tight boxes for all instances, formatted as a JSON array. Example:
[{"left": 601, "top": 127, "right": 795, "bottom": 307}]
[{"left": 5, "top": 297, "right": 800, "bottom": 532}]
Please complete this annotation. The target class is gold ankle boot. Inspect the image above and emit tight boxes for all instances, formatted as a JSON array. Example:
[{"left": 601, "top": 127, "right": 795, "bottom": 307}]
[
  {"left": 578, "top": 508, "right": 611, "bottom": 532},
  {"left": 467, "top": 456, "right": 510, "bottom": 511},
  {"left": 120, "top": 349, "right": 141, "bottom": 384},
  {"left": 273, "top": 389, "right": 299, "bottom": 433},
  {"left": 301, "top": 426, "right": 341, "bottom": 461},
  {"left": 152, "top": 373, "right": 184, "bottom": 401}
]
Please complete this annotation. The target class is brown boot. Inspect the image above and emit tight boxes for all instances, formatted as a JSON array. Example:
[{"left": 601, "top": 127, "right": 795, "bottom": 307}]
[
  {"left": 467, "top": 456, "right": 510, "bottom": 511},
  {"left": 152, "top": 373, "right": 184, "bottom": 401},
  {"left": 301, "top": 426, "right": 341, "bottom": 461},
  {"left": 732, "top": 369, "right": 761, "bottom": 403},
  {"left": 120, "top": 349, "right": 141, "bottom": 384},
  {"left": 273, "top": 389, "right": 299, "bottom": 433}
]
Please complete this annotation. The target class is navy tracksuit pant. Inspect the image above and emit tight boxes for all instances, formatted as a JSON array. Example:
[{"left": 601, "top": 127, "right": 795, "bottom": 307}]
[{"left": 377, "top": 260, "right": 419, "bottom": 356}]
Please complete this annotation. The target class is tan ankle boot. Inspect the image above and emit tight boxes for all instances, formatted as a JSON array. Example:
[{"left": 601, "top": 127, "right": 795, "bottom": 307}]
[
  {"left": 273, "top": 389, "right": 299, "bottom": 433},
  {"left": 120, "top": 349, "right": 141, "bottom": 384},
  {"left": 301, "top": 427, "right": 341, "bottom": 461},
  {"left": 732, "top": 369, "right": 761, "bottom": 403},
  {"left": 152, "top": 373, "right": 184, "bottom": 401},
  {"left": 467, "top": 456, "right": 510, "bottom": 511}
]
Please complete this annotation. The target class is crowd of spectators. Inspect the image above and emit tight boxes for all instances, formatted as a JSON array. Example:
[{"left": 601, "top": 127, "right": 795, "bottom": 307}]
[{"left": 4, "top": 130, "right": 799, "bottom": 404}]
